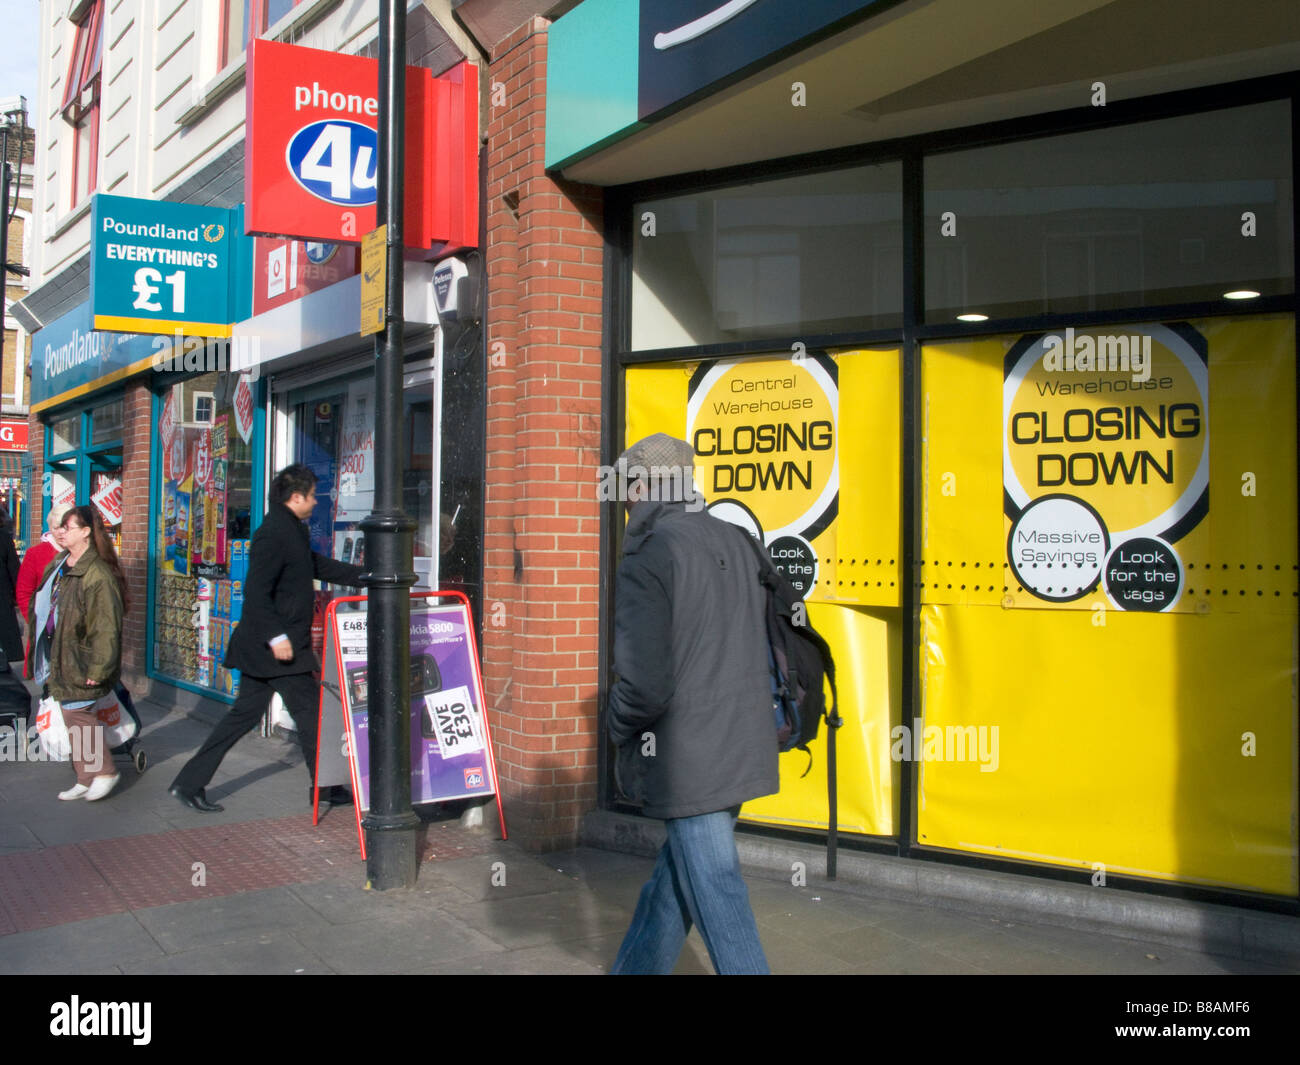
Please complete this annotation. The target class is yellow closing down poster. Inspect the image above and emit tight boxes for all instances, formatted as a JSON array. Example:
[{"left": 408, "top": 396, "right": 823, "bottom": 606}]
[
  {"left": 921, "top": 316, "right": 1297, "bottom": 895},
  {"left": 625, "top": 348, "right": 903, "bottom": 838}
]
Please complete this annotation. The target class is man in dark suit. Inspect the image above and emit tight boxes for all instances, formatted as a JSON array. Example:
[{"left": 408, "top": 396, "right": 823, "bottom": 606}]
[{"left": 169, "top": 464, "right": 365, "bottom": 812}]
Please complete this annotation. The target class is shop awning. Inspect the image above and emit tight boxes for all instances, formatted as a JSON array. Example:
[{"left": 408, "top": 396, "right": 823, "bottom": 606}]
[{"left": 0, "top": 453, "right": 25, "bottom": 477}]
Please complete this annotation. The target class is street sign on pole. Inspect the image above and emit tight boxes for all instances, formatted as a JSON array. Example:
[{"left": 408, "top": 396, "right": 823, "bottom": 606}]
[{"left": 360, "top": 226, "right": 386, "bottom": 336}]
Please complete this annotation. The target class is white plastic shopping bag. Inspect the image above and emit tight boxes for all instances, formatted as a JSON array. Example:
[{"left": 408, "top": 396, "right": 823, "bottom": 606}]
[
  {"left": 268, "top": 692, "right": 297, "bottom": 733},
  {"left": 35, "top": 697, "right": 71, "bottom": 761},
  {"left": 94, "top": 693, "right": 137, "bottom": 748}
]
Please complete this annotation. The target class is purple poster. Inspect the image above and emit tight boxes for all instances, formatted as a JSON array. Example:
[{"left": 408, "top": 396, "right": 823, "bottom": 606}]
[{"left": 335, "top": 602, "right": 496, "bottom": 809}]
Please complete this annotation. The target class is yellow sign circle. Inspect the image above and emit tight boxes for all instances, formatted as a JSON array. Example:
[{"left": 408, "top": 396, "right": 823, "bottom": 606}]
[
  {"left": 1005, "top": 326, "right": 1207, "bottom": 539},
  {"left": 687, "top": 355, "right": 838, "bottom": 538}
]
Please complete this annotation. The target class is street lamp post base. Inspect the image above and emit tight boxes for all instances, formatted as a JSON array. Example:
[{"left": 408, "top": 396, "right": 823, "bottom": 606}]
[{"left": 364, "top": 812, "right": 421, "bottom": 889}]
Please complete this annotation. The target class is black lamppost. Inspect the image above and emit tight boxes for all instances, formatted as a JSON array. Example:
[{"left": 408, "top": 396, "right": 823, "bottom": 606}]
[
  {"left": 360, "top": 0, "right": 420, "bottom": 889},
  {"left": 0, "top": 97, "right": 31, "bottom": 404}
]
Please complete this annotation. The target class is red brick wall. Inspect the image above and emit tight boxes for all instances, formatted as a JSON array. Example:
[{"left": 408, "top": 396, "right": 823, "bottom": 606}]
[
  {"left": 26, "top": 409, "right": 41, "bottom": 549},
  {"left": 483, "top": 16, "right": 603, "bottom": 849},
  {"left": 119, "top": 381, "right": 151, "bottom": 691}
]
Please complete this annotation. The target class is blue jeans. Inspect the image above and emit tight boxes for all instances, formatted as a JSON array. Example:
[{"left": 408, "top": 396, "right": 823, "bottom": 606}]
[{"left": 612, "top": 807, "right": 769, "bottom": 975}]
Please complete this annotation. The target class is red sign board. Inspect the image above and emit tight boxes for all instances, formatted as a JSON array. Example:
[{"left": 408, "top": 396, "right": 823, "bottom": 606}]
[
  {"left": 233, "top": 375, "right": 255, "bottom": 445},
  {"left": 245, "top": 40, "right": 478, "bottom": 252},
  {"left": 194, "top": 430, "right": 213, "bottom": 489},
  {"left": 91, "top": 476, "right": 124, "bottom": 526},
  {"left": 252, "top": 237, "right": 360, "bottom": 317},
  {"left": 0, "top": 418, "right": 28, "bottom": 451}
]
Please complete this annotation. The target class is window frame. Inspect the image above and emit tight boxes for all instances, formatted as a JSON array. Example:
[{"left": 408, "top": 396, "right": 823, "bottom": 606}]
[
  {"left": 61, "top": 0, "right": 103, "bottom": 208},
  {"left": 219, "top": 0, "right": 303, "bottom": 69}
]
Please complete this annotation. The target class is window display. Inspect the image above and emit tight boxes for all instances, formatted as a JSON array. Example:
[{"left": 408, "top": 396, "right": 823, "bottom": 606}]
[{"left": 152, "top": 372, "right": 254, "bottom": 696}]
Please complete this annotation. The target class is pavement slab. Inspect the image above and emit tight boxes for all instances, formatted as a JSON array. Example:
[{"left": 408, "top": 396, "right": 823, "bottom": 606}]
[
  {"left": 2, "top": 695, "right": 1296, "bottom": 978},
  {"left": 132, "top": 885, "right": 331, "bottom": 954},
  {"left": 120, "top": 931, "right": 336, "bottom": 976},
  {"left": 0, "top": 912, "right": 166, "bottom": 974}
]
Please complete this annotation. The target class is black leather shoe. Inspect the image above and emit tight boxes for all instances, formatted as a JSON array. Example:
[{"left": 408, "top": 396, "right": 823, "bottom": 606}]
[
  {"left": 314, "top": 785, "right": 353, "bottom": 806},
  {"left": 170, "top": 785, "right": 224, "bottom": 813}
]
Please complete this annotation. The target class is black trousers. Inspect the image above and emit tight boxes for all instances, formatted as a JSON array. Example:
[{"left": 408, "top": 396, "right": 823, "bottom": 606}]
[{"left": 171, "top": 672, "right": 321, "bottom": 794}]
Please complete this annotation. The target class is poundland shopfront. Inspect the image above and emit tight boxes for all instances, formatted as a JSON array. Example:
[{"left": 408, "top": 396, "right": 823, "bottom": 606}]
[{"left": 542, "top": 0, "right": 1300, "bottom": 907}]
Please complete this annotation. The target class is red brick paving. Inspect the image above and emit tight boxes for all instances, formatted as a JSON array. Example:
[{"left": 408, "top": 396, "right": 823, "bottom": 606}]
[{"left": 0, "top": 813, "right": 499, "bottom": 935}]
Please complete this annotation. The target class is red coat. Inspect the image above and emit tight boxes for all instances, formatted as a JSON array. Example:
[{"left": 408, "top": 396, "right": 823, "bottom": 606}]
[
  {"left": 16, "top": 538, "right": 57, "bottom": 618},
  {"left": 16, "top": 538, "right": 58, "bottom": 676}
]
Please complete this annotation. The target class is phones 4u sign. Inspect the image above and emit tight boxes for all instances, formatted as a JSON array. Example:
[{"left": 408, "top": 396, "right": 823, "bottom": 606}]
[{"left": 244, "top": 40, "right": 479, "bottom": 252}]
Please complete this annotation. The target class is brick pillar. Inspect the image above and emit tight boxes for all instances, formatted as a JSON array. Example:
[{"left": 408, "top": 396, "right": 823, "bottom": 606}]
[
  {"left": 26, "top": 409, "right": 42, "bottom": 547},
  {"left": 482, "top": 17, "right": 603, "bottom": 849},
  {"left": 119, "top": 380, "right": 151, "bottom": 693}
]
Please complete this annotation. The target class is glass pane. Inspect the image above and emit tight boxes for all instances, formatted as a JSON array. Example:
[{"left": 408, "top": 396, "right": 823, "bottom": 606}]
[
  {"left": 47, "top": 466, "right": 76, "bottom": 512},
  {"left": 439, "top": 331, "right": 485, "bottom": 620},
  {"left": 293, "top": 392, "right": 347, "bottom": 556},
  {"left": 924, "top": 100, "right": 1293, "bottom": 322},
  {"left": 85, "top": 4, "right": 103, "bottom": 83},
  {"left": 404, "top": 393, "right": 436, "bottom": 582},
  {"left": 50, "top": 415, "right": 80, "bottom": 454},
  {"left": 90, "top": 398, "right": 123, "bottom": 445},
  {"left": 265, "top": 0, "right": 295, "bottom": 30},
  {"left": 89, "top": 467, "right": 123, "bottom": 554},
  {"left": 632, "top": 163, "right": 903, "bottom": 349},
  {"left": 223, "top": 0, "right": 247, "bottom": 60},
  {"left": 154, "top": 372, "right": 254, "bottom": 695}
]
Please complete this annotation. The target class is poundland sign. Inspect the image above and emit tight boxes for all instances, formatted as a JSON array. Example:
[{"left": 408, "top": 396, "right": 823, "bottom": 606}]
[
  {"left": 90, "top": 194, "right": 237, "bottom": 337},
  {"left": 30, "top": 300, "right": 158, "bottom": 412}
]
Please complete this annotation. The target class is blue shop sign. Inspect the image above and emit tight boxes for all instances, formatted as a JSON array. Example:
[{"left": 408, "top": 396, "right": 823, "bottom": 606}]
[
  {"left": 90, "top": 194, "right": 236, "bottom": 337},
  {"left": 30, "top": 300, "right": 158, "bottom": 412}
]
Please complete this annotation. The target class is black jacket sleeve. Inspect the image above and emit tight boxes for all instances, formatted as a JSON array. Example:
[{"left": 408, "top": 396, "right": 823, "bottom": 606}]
[
  {"left": 241, "top": 526, "right": 289, "bottom": 639},
  {"left": 312, "top": 552, "right": 366, "bottom": 587},
  {"left": 606, "top": 545, "right": 674, "bottom": 748}
]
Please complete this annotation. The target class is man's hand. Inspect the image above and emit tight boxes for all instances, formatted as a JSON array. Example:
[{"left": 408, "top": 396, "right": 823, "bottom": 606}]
[{"left": 271, "top": 641, "right": 294, "bottom": 662}]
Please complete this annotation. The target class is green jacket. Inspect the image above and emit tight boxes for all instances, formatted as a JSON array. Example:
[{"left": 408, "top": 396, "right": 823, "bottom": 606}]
[{"left": 26, "top": 545, "right": 124, "bottom": 702}]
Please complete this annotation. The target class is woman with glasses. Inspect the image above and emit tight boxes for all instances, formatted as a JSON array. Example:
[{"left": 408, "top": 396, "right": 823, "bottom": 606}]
[{"left": 26, "top": 505, "right": 127, "bottom": 802}]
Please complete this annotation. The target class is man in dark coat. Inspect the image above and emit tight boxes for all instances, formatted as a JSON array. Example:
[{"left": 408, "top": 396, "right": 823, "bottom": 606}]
[
  {"left": 169, "top": 464, "right": 365, "bottom": 812},
  {"left": 606, "top": 434, "right": 778, "bottom": 974}
]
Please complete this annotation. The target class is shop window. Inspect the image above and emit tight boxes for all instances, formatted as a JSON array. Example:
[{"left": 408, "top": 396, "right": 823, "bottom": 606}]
[
  {"left": 923, "top": 100, "right": 1294, "bottom": 322},
  {"left": 42, "top": 395, "right": 124, "bottom": 550},
  {"left": 276, "top": 357, "right": 484, "bottom": 623},
  {"left": 89, "top": 398, "right": 123, "bottom": 446},
  {"left": 61, "top": 0, "right": 103, "bottom": 208},
  {"left": 49, "top": 414, "right": 80, "bottom": 456},
  {"left": 191, "top": 392, "right": 215, "bottom": 425},
  {"left": 152, "top": 373, "right": 254, "bottom": 696},
  {"left": 286, "top": 373, "right": 439, "bottom": 583},
  {"left": 220, "top": 0, "right": 302, "bottom": 67},
  {"left": 631, "top": 164, "right": 903, "bottom": 350}
]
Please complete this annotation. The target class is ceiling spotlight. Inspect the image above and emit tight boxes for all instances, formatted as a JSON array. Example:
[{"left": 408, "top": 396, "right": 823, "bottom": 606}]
[
  {"left": 957, "top": 313, "right": 989, "bottom": 322},
  {"left": 1223, "top": 289, "right": 1260, "bottom": 300}
]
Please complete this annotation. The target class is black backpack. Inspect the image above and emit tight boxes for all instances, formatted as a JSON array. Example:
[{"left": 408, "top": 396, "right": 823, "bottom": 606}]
[{"left": 738, "top": 530, "right": 844, "bottom": 876}]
